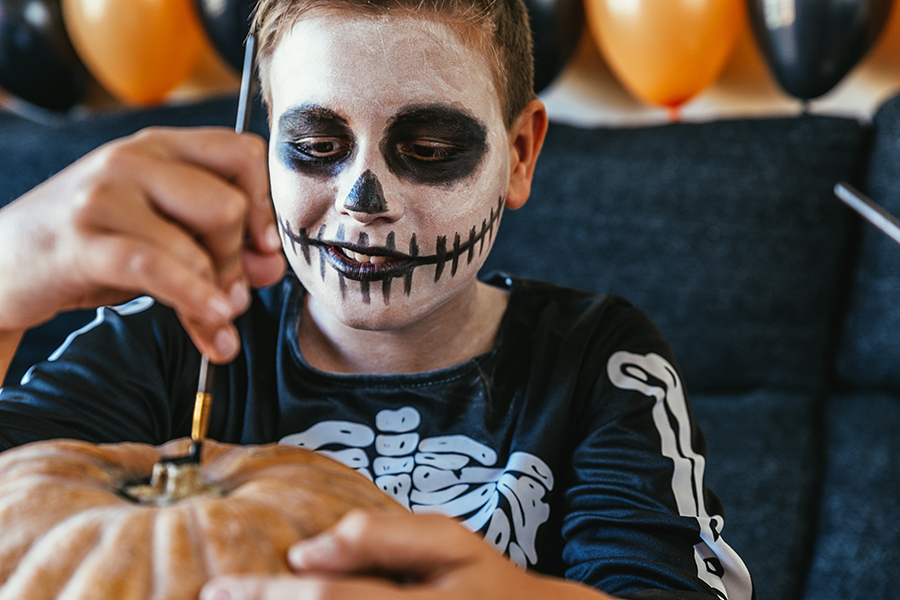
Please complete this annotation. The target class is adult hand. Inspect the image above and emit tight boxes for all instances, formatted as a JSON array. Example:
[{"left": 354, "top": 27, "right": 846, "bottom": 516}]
[
  {"left": 200, "top": 510, "right": 614, "bottom": 600},
  {"left": 0, "top": 127, "right": 286, "bottom": 364}
]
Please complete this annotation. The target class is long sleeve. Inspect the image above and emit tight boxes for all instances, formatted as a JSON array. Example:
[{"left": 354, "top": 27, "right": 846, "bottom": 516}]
[{"left": 557, "top": 304, "right": 753, "bottom": 599}]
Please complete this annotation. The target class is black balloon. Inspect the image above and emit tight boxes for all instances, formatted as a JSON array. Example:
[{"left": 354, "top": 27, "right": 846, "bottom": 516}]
[
  {"left": 748, "top": 0, "right": 894, "bottom": 100},
  {"left": 0, "top": 0, "right": 87, "bottom": 111},
  {"left": 195, "top": 0, "right": 257, "bottom": 73},
  {"left": 524, "top": 0, "right": 583, "bottom": 93}
]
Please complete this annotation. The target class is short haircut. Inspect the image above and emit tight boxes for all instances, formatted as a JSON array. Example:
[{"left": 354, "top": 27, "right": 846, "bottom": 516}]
[{"left": 251, "top": 0, "right": 535, "bottom": 129}]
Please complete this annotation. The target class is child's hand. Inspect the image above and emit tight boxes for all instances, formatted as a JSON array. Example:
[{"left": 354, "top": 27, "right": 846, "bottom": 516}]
[
  {"left": 0, "top": 127, "right": 286, "bottom": 364},
  {"left": 200, "top": 510, "right": 615, "bottom": 600}
]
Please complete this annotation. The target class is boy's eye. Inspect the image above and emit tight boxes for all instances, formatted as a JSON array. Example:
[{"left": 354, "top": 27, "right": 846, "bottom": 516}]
[
  {"left": 397, "top": 140, "right": 458, "bottom": 162},
  {"left": 293, "top": 137, "right": 351, "bottom": 159}
]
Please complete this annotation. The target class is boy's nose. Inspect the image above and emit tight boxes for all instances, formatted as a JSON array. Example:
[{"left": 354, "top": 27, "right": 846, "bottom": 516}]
[
  {"left": 339, "top": 169, "right": 402, "bottom": 223},
  {"left": 344, "top": 170, "right": 387, "bottom": 215}
]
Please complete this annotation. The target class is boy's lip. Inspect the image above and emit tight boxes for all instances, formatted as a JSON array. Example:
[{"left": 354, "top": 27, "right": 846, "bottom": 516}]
[
  {"left": 281, "top": 196, "right": 504, "bottom": 284},
  {"left": 321, "top": 243, "right": 418, "bottom": 281}
]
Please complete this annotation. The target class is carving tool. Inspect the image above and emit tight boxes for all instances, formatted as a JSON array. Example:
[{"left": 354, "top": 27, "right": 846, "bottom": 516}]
[{"left": 190, "top": 34, "right": 258, "bottom": 464}]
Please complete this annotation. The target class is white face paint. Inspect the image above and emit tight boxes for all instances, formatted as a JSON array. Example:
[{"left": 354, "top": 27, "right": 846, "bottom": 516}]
[{"left": 267, "top": 11, "right": 511, "bottom": 331}]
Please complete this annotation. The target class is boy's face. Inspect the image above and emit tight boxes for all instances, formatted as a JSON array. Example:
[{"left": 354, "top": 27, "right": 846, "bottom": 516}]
[{"left": 267, "top": 11, "right": 512, "bottom": 330}]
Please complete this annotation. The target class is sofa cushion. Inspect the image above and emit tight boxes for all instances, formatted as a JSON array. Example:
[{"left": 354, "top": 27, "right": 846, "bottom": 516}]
[
  {"left": 0, "top": 96, "right": 270, "bottom": 386},
  {"left": 483, "top": 117, "right": 865, "bottom": 392},
  {"left": 836, "top": 93, "right": 900, "bottom": 391},
  {"left": 801, "top": 392, "right": 900, "bottom": 599},
  {"left": 691, "top": 390, "right": 820, "bottom": 600}
]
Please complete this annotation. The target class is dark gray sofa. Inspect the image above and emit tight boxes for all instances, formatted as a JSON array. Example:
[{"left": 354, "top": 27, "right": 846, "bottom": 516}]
[{"left": 2, "top": 93, "right": 899, "bottom": 599}]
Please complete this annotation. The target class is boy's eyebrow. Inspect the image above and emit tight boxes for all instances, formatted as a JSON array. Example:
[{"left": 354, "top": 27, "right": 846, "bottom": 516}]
[
  {"left": 386, "top": 104, "right": 488, "bottom": 139},
  {"left": 277, "top": 104, "right": 350, "bottom": 135}
]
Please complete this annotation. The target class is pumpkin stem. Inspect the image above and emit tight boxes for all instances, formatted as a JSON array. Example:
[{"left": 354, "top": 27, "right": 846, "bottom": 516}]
[{"left": 122, "top": 461, "right": 224, "bottom": 506}]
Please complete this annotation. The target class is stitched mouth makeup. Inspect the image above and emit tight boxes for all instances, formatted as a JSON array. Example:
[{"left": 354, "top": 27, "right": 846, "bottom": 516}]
[
  {"left": 322, "top": 237, "right": 416, "bottom": 282},
  {"left": 280, "top": 196, "right": 504, "bottom": 304}
]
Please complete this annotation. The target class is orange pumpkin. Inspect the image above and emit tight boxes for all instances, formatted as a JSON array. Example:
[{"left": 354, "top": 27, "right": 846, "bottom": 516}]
[{"left": 0, "top": 438, "right": 399, "bottom": 600}]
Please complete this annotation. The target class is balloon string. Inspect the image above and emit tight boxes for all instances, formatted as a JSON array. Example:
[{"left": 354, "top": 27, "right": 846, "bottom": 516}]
[{"left": 667, "top": 105, "right": 681, "bottom": 123}]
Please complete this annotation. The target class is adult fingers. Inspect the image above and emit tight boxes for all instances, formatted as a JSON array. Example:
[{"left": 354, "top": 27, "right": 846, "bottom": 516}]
[
  {"left": 0, "top": 127, "right": 270, "bottom": 338},
  {"left": 128, "top": 127, "right": 270, "bottom": 211},
  {"left": 79, "top": 233, "right": 235, "bottom": 326},
  {"left": 80, "top": 233, "right": 241, "bottom": 362},
  {"left": 180, "top": 314, "right": 241, "bottom": 364},
  {"left": 101, "top": 145, "right": 251, "bottom": 300},
  {"left": 73, "top": 180, "right": 218, "bottom": 283},
  {"left": 242, "top": 249, "right": 288, "bottom": 291},
  {"left": 129, "top": 127, "right": 281, "bottom": 272}
]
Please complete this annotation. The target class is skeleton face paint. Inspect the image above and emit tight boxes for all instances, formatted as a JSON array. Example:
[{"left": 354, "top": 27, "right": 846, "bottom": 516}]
[
  {"left": 344, "top": 170, "right": 388, "bottom": 214},
  {"left": 267, "top": 12, "right": 511, "bottom": 330}
]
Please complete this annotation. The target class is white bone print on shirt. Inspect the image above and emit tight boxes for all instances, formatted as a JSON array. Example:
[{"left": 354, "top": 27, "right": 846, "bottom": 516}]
[{"left": 279, "top": 406, "right": 553, "bottom": 568}]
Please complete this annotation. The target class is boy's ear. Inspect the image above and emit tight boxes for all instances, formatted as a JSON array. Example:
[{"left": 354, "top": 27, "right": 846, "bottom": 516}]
[{"left": 505, "top": 98, "right": 548, "bottom": 210}]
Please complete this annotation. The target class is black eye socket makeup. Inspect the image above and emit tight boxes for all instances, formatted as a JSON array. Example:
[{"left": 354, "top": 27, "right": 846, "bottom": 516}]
[
  {"left": 380, "top": 105, "right": 489, "bottom": 187},
  {"left": 277, "top": 104, "right": 354, "bottom": 177},
  {"left": 277, "top": 103, "right": 489, "bottom": 186}
]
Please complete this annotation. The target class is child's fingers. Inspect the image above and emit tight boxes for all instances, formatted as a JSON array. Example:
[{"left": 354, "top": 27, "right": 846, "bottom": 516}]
[
  {"left": 288, "top": 511, "right": 479, "bottom": 578},
  {"left": 200, "top": 574, "right": 413, "bottom": 600}
]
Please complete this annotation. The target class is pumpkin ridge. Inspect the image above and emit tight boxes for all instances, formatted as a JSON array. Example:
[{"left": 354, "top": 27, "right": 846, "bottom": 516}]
[
  {"left": 217, "top": 491, "right": 325, "bottom": 542},
  {"left": 0, "top": 478, "right": 123, "bottom": 585},
  {"left": 0, "top": 455, "right": 118, "bottom": 489},
  {"left": 0, "top": 439, "right": 155, "bottom": 475},
  {"left": 0, "top": 507, "right": 111, "bottom": 600},
  {"left": 230, "top": 462, "right": 390, "bottom": 507},
  {"left": 201, "top": 444, "right": 346, "bottom": 482},
  {"left": 187, "top": 495, "right": 294, "bottom": 575},
  {"left": 210, "top": 496, "right": 299, "bottom": 571},
  {"left": 180, "top": 499, "right": 217, "bottom": 588},
  {"left": 148, "top": 506, "right": 207, "bottom": 600},
  {"left": 58, "top": 508, "right": 155, "bottom": 600}
]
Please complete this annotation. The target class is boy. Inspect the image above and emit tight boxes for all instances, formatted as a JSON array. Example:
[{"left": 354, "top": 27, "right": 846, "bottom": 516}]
[{"left": 0, "top": 0, "right": 753, "bottom": 598}]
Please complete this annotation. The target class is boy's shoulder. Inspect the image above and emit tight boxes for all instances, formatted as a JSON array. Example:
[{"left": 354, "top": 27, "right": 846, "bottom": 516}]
[
  {"left": 482, "top": 271, "right": 634, "bottom": 314},
  {"left": 482, "top": 271, "right": 661, "bottom": 345}
]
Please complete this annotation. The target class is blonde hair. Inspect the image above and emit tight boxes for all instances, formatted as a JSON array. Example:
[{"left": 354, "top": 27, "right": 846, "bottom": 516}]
[{"left": 251, "top": 0, "right": 534, "bottom": 129}]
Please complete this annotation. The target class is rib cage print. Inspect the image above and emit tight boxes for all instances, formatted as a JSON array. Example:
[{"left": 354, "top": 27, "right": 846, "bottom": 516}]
[{"left": 279, "top": 406, "right": 553, "bottom": 568}]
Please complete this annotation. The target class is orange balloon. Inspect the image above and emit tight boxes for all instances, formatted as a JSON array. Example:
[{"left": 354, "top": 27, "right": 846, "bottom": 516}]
[
  {"left": 585, "top": 0, "right": 744, "bottom": 109},
  {"left": 61, "top": 0, "right": 204, "bottom": 105},
  {"left": 172, "top": 28, "right": 242, "bottom": 102}
]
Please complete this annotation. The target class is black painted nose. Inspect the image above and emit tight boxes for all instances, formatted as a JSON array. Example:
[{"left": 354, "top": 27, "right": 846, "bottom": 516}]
[{"left": 344, "top": 170, "right": 387, "bottom": 214}]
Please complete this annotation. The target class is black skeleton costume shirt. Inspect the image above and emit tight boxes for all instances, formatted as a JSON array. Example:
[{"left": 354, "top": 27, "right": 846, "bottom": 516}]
[{"left": 0, "top": 273, "right": 754, "bottom": 600}]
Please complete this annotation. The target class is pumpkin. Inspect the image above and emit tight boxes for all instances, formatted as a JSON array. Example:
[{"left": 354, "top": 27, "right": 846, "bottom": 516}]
[{"left": 0, "top": 438, "right": 400, "bottom": 600}]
